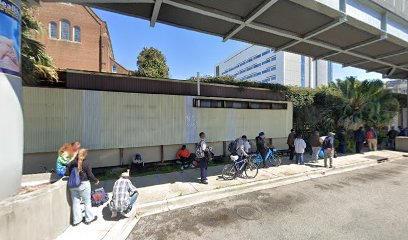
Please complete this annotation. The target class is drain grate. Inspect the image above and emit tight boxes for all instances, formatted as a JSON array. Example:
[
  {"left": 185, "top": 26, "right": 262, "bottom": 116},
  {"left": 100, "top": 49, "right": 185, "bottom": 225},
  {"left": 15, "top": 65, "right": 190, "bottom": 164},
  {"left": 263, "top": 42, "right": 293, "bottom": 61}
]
[{"left": 236, "top": 206, "right": 262, "bottom": 220}]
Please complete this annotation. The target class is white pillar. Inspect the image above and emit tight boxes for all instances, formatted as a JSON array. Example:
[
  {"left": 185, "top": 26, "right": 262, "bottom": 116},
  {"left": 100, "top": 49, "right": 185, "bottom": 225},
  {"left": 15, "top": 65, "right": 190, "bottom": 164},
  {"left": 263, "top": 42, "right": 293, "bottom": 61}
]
[{"left": 0, "top": 0, "right": 23, "bottom": 200}]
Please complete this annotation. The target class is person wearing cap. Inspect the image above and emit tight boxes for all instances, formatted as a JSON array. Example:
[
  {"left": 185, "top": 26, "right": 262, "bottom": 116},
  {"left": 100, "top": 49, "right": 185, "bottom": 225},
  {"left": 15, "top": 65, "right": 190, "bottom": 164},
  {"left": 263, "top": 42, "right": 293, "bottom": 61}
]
[
  {"left": 323, "top": 132, "right": 335, "bottom": 168},
  {"left": 110, "top": 170, "right": 139, "bottom": 218},
  {"left": 256, "top": 132, "right": 269, "bottom": 168},
  {"left": 287, "top": 129, "right": 296, "bottom": 161}
]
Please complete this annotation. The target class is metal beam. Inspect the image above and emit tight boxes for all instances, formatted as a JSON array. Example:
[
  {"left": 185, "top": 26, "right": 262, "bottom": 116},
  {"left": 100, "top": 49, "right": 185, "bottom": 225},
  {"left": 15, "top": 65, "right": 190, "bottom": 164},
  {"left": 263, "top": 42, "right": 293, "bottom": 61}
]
[
  {"left": 223, "top": 0, "right": 279, "bottom": 42},
  {"left": 150, "top": 0, "right": 163, "bottom": 27},
  {"left": 316, "top": 34, "right": 387, "bottom": 60},
  {"left": 44, "top": 0, "right": 154, "bottom": 3},
  {"left": 161, "top": 0, "right": 408, "bottom": 72},
  {"left": 367, "top": 66, "right": 391, "bottom": 73},
  {"left": 343, "top": 49, "right": 408, "bottom": 68},
  {"left": 275, "top": 16, "right": 347, "bottom": 52}
]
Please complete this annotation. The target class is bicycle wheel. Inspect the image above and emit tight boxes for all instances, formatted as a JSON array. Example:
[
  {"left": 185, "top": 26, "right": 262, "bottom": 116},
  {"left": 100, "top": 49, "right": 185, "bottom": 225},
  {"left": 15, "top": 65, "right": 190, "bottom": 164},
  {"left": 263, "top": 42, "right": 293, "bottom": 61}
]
[
  {"left": 245, "top": 162, "right": 258, "bottom": 178},
  {"left": 271, "top": 154, "right": 282, "bottom": 167},
  {"left": 248, "top": 154, "right": 259, "bottom": 166},
  {"left": 222, "top": 164, "right": 237, "bottom": 180}
]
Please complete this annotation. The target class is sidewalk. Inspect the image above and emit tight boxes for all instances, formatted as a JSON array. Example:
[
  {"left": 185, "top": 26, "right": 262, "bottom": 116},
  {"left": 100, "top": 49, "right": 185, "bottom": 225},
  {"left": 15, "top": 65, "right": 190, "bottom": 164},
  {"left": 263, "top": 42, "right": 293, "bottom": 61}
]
[{"left": 57, "top": 150, "right": 406, "bottom": 240}]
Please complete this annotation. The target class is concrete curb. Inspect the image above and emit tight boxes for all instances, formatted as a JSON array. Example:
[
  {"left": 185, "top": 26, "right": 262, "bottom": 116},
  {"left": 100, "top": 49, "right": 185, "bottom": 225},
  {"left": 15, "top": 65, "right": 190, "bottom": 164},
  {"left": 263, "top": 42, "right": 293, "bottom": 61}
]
[{"left": 104, "top": 156, "right": 404, "bottom": 240}]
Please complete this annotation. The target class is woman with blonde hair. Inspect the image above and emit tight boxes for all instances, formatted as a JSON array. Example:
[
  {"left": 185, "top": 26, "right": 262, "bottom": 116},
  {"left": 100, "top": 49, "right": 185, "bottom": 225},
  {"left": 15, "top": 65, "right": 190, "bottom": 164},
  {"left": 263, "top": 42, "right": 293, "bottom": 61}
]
[{"left": 67, "top": 148, "right": 100, "bottom": 226}]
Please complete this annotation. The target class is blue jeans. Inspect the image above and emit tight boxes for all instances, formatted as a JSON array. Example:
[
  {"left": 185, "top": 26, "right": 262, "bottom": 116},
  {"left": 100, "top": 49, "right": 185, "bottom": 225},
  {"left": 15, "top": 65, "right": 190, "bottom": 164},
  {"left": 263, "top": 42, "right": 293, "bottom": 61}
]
[
  {"left": 69, "top": 181, "right": 94, "bottom": 224},
  {"left": 128, "top": 192, "right": 139, "bottom": 210},
  {"left": 199, "top": 157, "right": 208, "bottom": 181},
  {"left": 296, "top": 153, "right": 304, "bottom": 165}
]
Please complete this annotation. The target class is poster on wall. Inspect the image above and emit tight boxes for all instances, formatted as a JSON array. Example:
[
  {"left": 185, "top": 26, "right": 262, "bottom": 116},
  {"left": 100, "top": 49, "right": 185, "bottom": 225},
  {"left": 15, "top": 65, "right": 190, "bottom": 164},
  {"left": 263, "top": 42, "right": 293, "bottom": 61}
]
[{"left": 0, "top": 0, "right": 21, "bottom": 77}]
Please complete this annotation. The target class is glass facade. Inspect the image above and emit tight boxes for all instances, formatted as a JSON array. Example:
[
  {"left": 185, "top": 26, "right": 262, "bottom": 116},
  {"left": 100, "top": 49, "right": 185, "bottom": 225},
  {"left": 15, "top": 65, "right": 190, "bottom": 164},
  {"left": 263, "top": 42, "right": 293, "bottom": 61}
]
[
  {"left": 328, "top": 62, "right": 333, "bottom": 83},
  {"left": 301, "top": 56, "right": 305, "bottom": 88}
]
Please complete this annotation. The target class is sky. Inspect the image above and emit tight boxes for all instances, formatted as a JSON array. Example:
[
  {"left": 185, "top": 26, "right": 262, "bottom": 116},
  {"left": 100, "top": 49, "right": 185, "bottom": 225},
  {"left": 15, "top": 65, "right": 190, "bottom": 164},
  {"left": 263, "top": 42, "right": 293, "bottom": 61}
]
[{"left": 94, "top": 8, "right": 384, "bottom": 81}]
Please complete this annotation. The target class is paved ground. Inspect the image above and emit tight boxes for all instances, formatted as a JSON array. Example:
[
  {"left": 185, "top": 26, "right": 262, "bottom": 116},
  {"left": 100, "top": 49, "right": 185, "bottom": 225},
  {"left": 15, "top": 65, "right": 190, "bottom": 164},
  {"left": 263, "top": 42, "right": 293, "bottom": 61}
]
[{"left": 128, "top": 158, "right": 408, "bottom": 240}]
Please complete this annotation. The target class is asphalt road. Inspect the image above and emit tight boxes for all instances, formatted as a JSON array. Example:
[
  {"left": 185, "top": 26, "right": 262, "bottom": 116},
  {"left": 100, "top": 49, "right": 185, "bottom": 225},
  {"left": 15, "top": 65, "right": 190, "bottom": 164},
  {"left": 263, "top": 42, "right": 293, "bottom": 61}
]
[{"left": 128, "top": 159, "right": 408, "bottom": 240}]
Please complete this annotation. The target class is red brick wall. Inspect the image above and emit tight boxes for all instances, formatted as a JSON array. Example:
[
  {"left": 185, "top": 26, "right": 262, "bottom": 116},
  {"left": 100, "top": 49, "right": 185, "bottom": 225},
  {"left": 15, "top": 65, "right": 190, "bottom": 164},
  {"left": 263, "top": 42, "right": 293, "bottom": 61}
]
[{"left": 33, "top": 2, "right": 127, "bottom": 74}]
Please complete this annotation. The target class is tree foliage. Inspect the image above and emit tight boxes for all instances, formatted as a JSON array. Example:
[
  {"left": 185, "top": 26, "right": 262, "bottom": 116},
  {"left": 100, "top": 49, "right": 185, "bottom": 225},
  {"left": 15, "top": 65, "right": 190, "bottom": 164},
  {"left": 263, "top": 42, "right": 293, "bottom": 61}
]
[
  {"left": 21, "top": 4, "right": 58, "bottom": 85},
  {"left": 136, "top": 47, "right": 169, "bottom": 78}
]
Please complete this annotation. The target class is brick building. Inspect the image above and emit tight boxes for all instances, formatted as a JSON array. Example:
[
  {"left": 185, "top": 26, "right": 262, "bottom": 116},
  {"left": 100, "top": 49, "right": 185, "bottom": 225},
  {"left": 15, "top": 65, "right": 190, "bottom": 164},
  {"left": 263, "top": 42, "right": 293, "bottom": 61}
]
[{"left": 34, "top": 2, "right": 128, "bottom": 74}]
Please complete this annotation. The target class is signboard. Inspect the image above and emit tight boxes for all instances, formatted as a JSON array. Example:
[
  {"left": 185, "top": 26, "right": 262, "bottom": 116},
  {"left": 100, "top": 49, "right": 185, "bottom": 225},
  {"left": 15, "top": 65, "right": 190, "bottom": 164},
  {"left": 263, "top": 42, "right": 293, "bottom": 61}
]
[{"left": 0, "top": 0, "right": 21, "bottom": 77}]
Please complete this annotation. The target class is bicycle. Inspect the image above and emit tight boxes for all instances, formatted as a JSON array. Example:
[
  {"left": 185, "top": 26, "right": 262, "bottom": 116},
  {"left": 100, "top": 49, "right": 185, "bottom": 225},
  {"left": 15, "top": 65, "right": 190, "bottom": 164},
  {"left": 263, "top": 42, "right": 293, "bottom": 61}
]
[
  {"left": 222, "top": 155, "right": 258, "bottom": 180},
  {"left": 249, "top": 148, "right": 282, "bottom": 167}
]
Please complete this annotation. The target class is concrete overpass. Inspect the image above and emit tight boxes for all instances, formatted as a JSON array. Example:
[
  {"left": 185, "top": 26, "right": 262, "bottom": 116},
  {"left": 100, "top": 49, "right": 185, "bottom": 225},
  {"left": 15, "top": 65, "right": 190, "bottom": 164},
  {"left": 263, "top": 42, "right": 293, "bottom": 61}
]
[{"left": 1, "top": 0, "right": 408, "bottom": 200}]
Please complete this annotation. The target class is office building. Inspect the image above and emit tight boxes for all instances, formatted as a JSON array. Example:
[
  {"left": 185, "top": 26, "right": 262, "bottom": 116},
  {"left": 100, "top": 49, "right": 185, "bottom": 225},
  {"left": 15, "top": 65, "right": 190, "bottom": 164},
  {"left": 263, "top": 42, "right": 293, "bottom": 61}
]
[{"left": 215, "top": 45, "right": 333, "bottom": 88}]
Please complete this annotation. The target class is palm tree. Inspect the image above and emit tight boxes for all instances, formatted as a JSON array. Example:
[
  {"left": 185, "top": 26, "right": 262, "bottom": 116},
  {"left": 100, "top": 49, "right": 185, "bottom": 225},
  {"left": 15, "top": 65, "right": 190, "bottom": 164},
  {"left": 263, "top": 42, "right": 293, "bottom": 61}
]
[
  {"left": 21, "top": 3, "right": 58, "bottom": 85},
  {"left": 335, "top": 77, "right": 398, "bottom": 129}
]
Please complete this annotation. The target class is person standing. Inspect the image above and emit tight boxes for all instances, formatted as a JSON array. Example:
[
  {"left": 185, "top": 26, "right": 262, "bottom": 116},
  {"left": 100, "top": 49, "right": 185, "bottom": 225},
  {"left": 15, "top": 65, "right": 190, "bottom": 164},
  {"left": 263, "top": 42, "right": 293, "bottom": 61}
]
[
  {"left": 256, "top": 132, "right": 269, "bottom": 168},
  {"left": 354, "top": 127, "right": 365, "bottom": 153},
  {"left": 398, "top": 126, "right": 406, "bottom": 136},
  {"left": 236, "top": 135, "right": 249, "bottom": 167},
  {"left": 294, "top": 133, "right": 306, "bottom": 165},
  {"left": 336, "top": 129, "right": 346, "bottom": 154},
  {"left": 387, "top": 126, "right": 399, "bottom": 150},
  {"left": 366, "top": 127, "right": 378, "bottom": 151},
  {"left": 322, "top": 132, "right": 335, "bottom": 168},
  {"left": 287, "top": 129, "right": 296, "bottom": 161},
  {"left": 309, "top": 131, "right": 321, "bottom": 163},
  {"left": 197, "top": 132, "right": 209, "bottom": 184},
  {"left": 110, "top": 170, "right": 139, "bottom": 218},
  {"left": 67, "top": 149, "right": 99, "bottom": 226}
]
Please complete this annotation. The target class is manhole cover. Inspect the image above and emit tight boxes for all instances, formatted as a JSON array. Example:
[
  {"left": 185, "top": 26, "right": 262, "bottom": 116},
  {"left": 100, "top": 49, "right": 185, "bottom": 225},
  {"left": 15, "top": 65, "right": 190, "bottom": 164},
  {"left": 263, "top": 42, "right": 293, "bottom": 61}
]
[{"left": 236, "top": 206, "right": 262, "bottom": 220}]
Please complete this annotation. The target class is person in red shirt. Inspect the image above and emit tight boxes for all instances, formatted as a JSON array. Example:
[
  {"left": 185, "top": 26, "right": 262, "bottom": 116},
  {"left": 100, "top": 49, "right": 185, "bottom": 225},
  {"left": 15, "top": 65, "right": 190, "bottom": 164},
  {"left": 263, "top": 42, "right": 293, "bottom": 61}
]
[{"left": 176, "top": 145, "right": 192, "bottom": 170}]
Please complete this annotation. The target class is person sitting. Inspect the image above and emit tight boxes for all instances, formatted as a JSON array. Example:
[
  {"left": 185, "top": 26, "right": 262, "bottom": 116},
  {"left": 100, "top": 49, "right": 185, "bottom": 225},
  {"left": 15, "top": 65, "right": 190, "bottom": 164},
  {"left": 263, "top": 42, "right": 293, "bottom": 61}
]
[
  {"left": 176, "top": 145, "right": 192, "bottom": 170},
  {"left": 110, "top": 170, "right": 139, "bottom": 218}
]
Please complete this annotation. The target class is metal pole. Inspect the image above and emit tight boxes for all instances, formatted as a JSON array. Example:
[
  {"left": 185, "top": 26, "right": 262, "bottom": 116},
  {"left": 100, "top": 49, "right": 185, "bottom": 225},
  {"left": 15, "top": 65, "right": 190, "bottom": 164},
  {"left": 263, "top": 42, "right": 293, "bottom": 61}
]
[
  {"left": 406, "top": 79, "right": 408, "bottom": 128},
  {"left": 197, "top": 72, "right": 200, "bottom": 96}
]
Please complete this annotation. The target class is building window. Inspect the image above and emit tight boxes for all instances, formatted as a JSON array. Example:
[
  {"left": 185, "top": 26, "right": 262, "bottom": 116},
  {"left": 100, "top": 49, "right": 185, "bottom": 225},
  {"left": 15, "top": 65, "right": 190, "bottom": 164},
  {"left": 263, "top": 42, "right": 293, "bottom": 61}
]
[
  {"left": 112, "top": 65, "right": 117, "bottom": 73},
  {"left": 60, "top": 19, "right": 71, "bottom": 40},
  {"left": 49, "top": 22, "right": 57, "bottom": 39},
  {"left": 328, "top": 62, "right": 333, "bottom": 83},
  {"left": 73, "top": 26, "right": 81, "bottom": 42}
]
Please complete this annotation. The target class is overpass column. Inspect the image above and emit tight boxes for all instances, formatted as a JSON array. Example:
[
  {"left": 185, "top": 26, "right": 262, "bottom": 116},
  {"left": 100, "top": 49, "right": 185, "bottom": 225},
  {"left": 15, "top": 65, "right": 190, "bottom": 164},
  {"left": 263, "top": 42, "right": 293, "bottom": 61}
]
[{"left": 0, "top": 0, "right": 23, "bottom": 200}]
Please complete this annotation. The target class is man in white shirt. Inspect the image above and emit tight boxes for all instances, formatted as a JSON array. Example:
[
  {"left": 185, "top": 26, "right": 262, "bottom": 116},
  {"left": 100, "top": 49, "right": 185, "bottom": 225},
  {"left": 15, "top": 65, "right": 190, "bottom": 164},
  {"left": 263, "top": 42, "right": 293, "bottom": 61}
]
[{"left": 294, "top": 133, "right": 306, "bottom": 165}]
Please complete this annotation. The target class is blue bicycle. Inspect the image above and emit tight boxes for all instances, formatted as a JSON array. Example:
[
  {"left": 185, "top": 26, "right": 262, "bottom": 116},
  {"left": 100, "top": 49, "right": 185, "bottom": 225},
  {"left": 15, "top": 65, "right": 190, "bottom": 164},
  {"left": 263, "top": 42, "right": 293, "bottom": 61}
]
[{"left": 249, "top": 148, "right": 282, "bottom": 167}]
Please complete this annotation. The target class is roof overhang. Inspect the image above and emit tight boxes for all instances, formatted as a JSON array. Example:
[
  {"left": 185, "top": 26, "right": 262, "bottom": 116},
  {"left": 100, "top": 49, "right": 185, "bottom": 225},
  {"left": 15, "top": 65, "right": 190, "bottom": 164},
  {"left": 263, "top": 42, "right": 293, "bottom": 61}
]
[{"left": 43, "top": 0, "right": 408, "bottom": 79}]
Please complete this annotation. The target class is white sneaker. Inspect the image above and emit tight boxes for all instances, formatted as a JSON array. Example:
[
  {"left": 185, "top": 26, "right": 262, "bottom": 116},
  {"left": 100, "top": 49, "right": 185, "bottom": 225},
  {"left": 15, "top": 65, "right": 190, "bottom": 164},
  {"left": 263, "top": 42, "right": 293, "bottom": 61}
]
[
  {"left": 111, "top": 211, "right": 117, "bottom": 218},
  {"left": 180, "top": 166, "right": 184, "bottom": 170}
]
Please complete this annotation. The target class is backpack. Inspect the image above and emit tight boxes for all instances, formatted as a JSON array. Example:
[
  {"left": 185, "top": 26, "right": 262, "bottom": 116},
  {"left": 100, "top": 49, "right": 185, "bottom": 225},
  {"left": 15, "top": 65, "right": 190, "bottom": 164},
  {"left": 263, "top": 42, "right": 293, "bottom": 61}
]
[
  {"left": 228, "top": 140, "right": 238, "bottom": 154},
  {"left": 366, "top": 131, "right": 374, "bottom": 139},
  {"left": 67, "top": 167, "right": 81, "bottom": 188},
  {"left": 322, "top": 137, "right": 333, "bottom": 149},
  {"left": 195, "top": 141, "right": 205, "bottom": 158},
  {"left": 91, "top": 187, "right": 109, "bottom": 207}
]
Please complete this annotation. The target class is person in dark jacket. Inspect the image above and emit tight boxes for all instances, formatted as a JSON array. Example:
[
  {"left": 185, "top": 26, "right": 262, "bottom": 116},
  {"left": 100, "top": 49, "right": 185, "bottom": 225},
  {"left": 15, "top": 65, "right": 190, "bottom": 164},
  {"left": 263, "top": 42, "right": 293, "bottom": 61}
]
[
  {"left": 67, "top": 149, "right": 100, "bottom": 226},
  {"left": 387, "top": 126, "right": 399, "bottom": 149},
  {"left": 354, "top": 127, "right": 365, "bottom": 153},
  {"left": 287, "top": 129, "right": 296, "bottom": 161},
  {"left": 256, "top": 132, "right": 269, "bottom": 168},
  {"left": 336, "top": 129, "right": 346, "bottom": 154}
]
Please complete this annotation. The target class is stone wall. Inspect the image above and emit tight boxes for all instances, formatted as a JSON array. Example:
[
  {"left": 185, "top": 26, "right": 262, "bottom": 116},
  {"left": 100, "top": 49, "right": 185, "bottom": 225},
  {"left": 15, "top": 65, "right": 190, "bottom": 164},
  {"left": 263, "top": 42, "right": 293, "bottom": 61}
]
[{"left": 0, "top": 179, "right": 71, "bottom": 240}]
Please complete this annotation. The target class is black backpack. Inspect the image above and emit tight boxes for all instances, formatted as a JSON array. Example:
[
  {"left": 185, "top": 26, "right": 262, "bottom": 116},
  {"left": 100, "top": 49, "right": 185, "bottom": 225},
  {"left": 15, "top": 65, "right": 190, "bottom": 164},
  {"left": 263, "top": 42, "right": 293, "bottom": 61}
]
[
  {"left": 228, "top": 140, "right": 238, "bottom": 154},
  {"left": 322, "top": 137, "right": 333, "bottom": 149}
]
